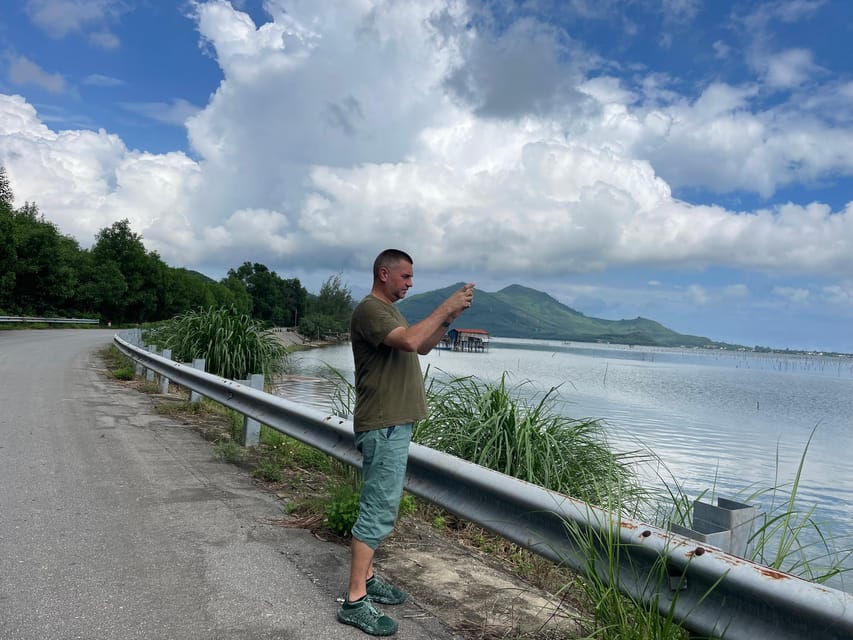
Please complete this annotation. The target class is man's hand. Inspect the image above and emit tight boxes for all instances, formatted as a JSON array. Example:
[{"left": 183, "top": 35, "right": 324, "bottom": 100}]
[
  {"left": 384, "top": 282, "right": 476, "bottom": 354},
  {"left": 447, "top": 283, "right": 475, "bottom": 319}
]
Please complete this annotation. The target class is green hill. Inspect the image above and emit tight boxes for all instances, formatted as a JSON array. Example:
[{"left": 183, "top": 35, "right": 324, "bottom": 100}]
[{"left": 398, "top": 283, "right": 713, "bottom": 347}]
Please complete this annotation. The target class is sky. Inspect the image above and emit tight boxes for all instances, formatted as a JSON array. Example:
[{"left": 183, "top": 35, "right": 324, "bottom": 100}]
[{"left": 1, "top": 1, "right": 852, "bottom": 353}]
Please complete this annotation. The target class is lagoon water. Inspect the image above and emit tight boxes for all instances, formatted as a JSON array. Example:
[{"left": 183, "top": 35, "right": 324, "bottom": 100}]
[{"left": 276, "top": 337, "right": 853, "bottom": 590}]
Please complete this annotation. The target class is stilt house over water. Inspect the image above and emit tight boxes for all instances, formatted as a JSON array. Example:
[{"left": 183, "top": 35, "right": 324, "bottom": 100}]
[{"left": 441, "top": 328, "right": 490, "bottom": 352}]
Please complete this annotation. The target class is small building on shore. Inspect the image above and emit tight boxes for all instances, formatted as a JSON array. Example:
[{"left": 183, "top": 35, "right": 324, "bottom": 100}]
[{"left": 441, "top": 328, "right": 490, "bottom": 352}]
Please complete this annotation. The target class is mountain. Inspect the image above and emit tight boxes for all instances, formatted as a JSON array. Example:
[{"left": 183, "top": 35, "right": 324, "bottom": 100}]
[{"left": 397, "top": 283, "right": 714, "bottom": 348}]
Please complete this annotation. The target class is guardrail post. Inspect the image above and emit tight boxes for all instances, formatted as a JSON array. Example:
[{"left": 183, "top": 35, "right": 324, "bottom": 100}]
[
  {"left": 145, "top": 345, "right": 156, "bottom": 381},
  {"left": 241, "top": 373, "right": 264, "bottom": 446},
  {"left": 670, "top": 497, "right": 758, "bottom": 557},
  {"left": 127, "top": 330, "right": 143, "bottom": 376},
  {"left": 190, "top": 359, "right": 206, "bottom": 402},
  {"left": 159, "top": 349, "right": 172, "bottom": 395}
]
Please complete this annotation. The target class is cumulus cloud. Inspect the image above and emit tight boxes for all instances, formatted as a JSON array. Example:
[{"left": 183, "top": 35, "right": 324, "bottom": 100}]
[
  {"left": 0, "top": 94, "right": 198, "bottom": 246},
  {"left": 1, "top": 0, "right": 852, "bottom": 290},
  {"left": 442, "top": 14, "right": 595, "bottom": 119}
]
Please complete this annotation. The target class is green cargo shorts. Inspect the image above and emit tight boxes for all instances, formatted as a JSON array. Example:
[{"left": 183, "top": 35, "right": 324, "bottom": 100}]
[{"left": 351, "top": 423, "right": 413, "bottom": 550}]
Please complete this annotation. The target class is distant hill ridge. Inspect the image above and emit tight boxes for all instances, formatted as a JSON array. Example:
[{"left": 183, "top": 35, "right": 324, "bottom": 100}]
[{"left": 398, "top": 283, "right": 713, "bottom": 348}]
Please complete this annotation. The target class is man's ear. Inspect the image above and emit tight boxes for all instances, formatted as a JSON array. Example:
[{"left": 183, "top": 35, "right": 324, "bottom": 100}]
[{"left": 378, "top": 266, "right": 389, "bottom": 282}]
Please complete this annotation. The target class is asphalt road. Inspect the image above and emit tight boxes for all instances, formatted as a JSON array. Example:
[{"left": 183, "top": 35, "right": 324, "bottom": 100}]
[{"left": 0, "top": 329, "right": 459, "bottom": 640}]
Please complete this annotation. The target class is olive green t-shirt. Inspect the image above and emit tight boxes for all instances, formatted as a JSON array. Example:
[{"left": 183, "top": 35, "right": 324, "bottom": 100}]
[{"left": 350, "top": 295, "right": 428, "bottom": 432}]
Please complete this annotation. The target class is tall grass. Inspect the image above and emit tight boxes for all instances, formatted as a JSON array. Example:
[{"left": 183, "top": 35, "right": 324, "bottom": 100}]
[
  {"left": 740, "top": 427, "right": 852, "bottom": 585},
  {"left": 415, "top": 372, "right": 646, "bottom": 508},
  {"left": 565, "top": 515, "right": 700, "bottom": 640},
  {"left": 635, "top": 428, "right": 851, "bottom": 587},
  {"left": 147, "top": 305, "right": 288, "bottom": 380}
]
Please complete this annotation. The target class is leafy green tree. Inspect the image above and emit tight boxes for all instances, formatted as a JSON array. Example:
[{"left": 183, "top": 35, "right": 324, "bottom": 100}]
[
  {"left": 7, "top": 203, "right": 79, "bottom": 315},
  {"left": 218, "top": 272, "right": 253, "bottom": 315},
  {"left": 299, "top": 274, "right": 354, "bottom": 337},
  {"left": 0, "top": 194, "right": 15, "bottom": 310},
  {"left": 280, "top": 277, "right": 308, "bottom": 326},
  {"left": 91, "top": 219, "right": 165, "bottom": 323},
  {"left": 74, "top": 249, "right": 125, "bottom": 318},
  {"left": 159, "top": 268, "right": 219, "bottom": 317},
  {"left": 227, "top": 262, "right": 306, "bottom": 326}
]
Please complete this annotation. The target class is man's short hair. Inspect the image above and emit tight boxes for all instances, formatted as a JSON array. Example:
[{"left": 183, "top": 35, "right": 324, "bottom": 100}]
[{"left": 373, "top": 249, "right": 413, "bottom": 278}]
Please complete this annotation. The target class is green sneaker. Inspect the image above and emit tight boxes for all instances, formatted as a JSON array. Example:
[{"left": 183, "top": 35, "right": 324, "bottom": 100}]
[
  {"left": 366, "top": 575, "right": 408, "bottom": 605},
  {"left": 337, "top": 597, "right": 398, "bottom": 636}
]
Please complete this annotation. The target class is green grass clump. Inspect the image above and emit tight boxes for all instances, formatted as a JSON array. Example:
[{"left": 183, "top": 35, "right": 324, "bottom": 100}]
[
  {"left": 146, "top": 305, "right": 287, "bottom": 380},
  {"left": 260, "top": 426, "right": 333, "bottom": 473},
  {"left": 214, "top": 440, "right": 244, "bottom": 463},
  {"left": 111, "top": 366, "right": 136, "bottom": 380},
  {"left": 253, "top": 457, "right": 283, "bottom": 483},
  {"left": 416, "top": 372, "right": 643, "bottom": 508},
  {"left": 100, "top": 345, "right": 137, "bottom": 380},
  {"left": 324, "top": 481, "right": 361, "bottom": 537}
]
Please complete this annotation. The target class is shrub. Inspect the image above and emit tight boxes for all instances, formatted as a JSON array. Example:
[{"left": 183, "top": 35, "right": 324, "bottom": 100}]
[
  {"left": 324, "top": 482, "right": 361, "bottom": 536},
  {"left": 146, "top": 305, "right": 287, "bottom": 380}
]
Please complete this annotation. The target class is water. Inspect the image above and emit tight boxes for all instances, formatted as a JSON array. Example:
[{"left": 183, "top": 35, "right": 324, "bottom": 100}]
[{"left": 276, "top": 337, "right": 853, "bottom": 590}]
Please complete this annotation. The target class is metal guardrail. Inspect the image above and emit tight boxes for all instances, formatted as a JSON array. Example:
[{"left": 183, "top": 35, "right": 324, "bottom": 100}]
[
  {"left": 0, "top": 315, "right": 99, "bottom": 324},
  {"left": 113, "top": 333, "right": 853, "bottom": 640}
]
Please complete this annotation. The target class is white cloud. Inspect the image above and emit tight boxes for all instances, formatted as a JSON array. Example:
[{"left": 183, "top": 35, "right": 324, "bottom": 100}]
[
  {"left": 88, "top": 31, "right": 120, "bottom": 50},
  {"left": 8, "top": 55, "right": 66, "bottom": 93},
  {"left": 83, "top": 73, "right": 125, "bottom": 87},
  {"left": 723, "top": 284, "right": 750, "bottom": 298},
  {"left": 24, "top": 0, "right": 126, "bottom": 39},
  {"left": 120, "top": 99, "right": 201, "bottom": 126},
  {"left": 687, "top": 284, "right": 708, "bottom": 305},
  {"left": 0, "top": 94, "right": 199, "bottom": 248},
  {"left": 2, "top": 0, "right": 853, "bottom": 288},
  {"left": 821, "top": 284, "right": 852, "bottom": 306},
  {"left": 773, "top": 286, "right": 811, "bottom": 303},
  {"left": 754, "top": 48, "right": 822, "bottom": 89},
  {"left": 712, "top": 40, "right": 730, "bottom": 59}
]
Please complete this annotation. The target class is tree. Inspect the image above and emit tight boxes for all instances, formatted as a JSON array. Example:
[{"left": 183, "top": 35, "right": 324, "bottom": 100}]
[
  {"left": 7, "top": 204, "right": 78, "bottom": 315},
  {"left": 219, "top": 272, "right": 253, "bottom": 315},
  {"left": 74, "top": 249, "right": 126, "bottom": 319},
  {"left": 90, "top": 219, "right": 165, "bottom": 323},
  {"left": 227, "top": 262, "right": 307, "bottom": 326},
  {"left": 160, "top": 268, "right": 218, "bottom": 317},
  {"left": 299, "top": 274, "right": 354, "bottom": 337},
  {"left": 0, "top": 199, "right": 16, "bottom": 310},
  {"left": 0, "top": 165, "right": 14, "bottom": 209}
]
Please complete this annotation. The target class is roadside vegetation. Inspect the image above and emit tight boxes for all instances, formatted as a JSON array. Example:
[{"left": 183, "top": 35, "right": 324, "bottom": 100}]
[
  {"left": 144, "top": 305, "right": 289, "bottom": 380},
  {"left": 102, "top": 338, "right": 851, "bottom": 640}
]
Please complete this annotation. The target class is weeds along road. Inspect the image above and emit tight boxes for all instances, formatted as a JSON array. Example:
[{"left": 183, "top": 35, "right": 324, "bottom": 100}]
[{"left": 0, "top": 329, "right": 459, "bottom": 640}]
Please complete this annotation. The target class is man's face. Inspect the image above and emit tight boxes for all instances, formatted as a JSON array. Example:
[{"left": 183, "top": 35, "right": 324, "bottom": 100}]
[{"left": 384, "top": 260, "right": 414, "bottom": 302}]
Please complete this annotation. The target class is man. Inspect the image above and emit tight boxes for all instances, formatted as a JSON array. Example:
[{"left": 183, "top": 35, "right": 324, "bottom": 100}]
[{"left": 337, "top": 249, "right": 474, "bottom": 636}]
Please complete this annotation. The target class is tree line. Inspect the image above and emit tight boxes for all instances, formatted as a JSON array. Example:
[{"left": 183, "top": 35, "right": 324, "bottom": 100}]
[{"left": 0, "top": 166, "right": 353, "bottom": 336}]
